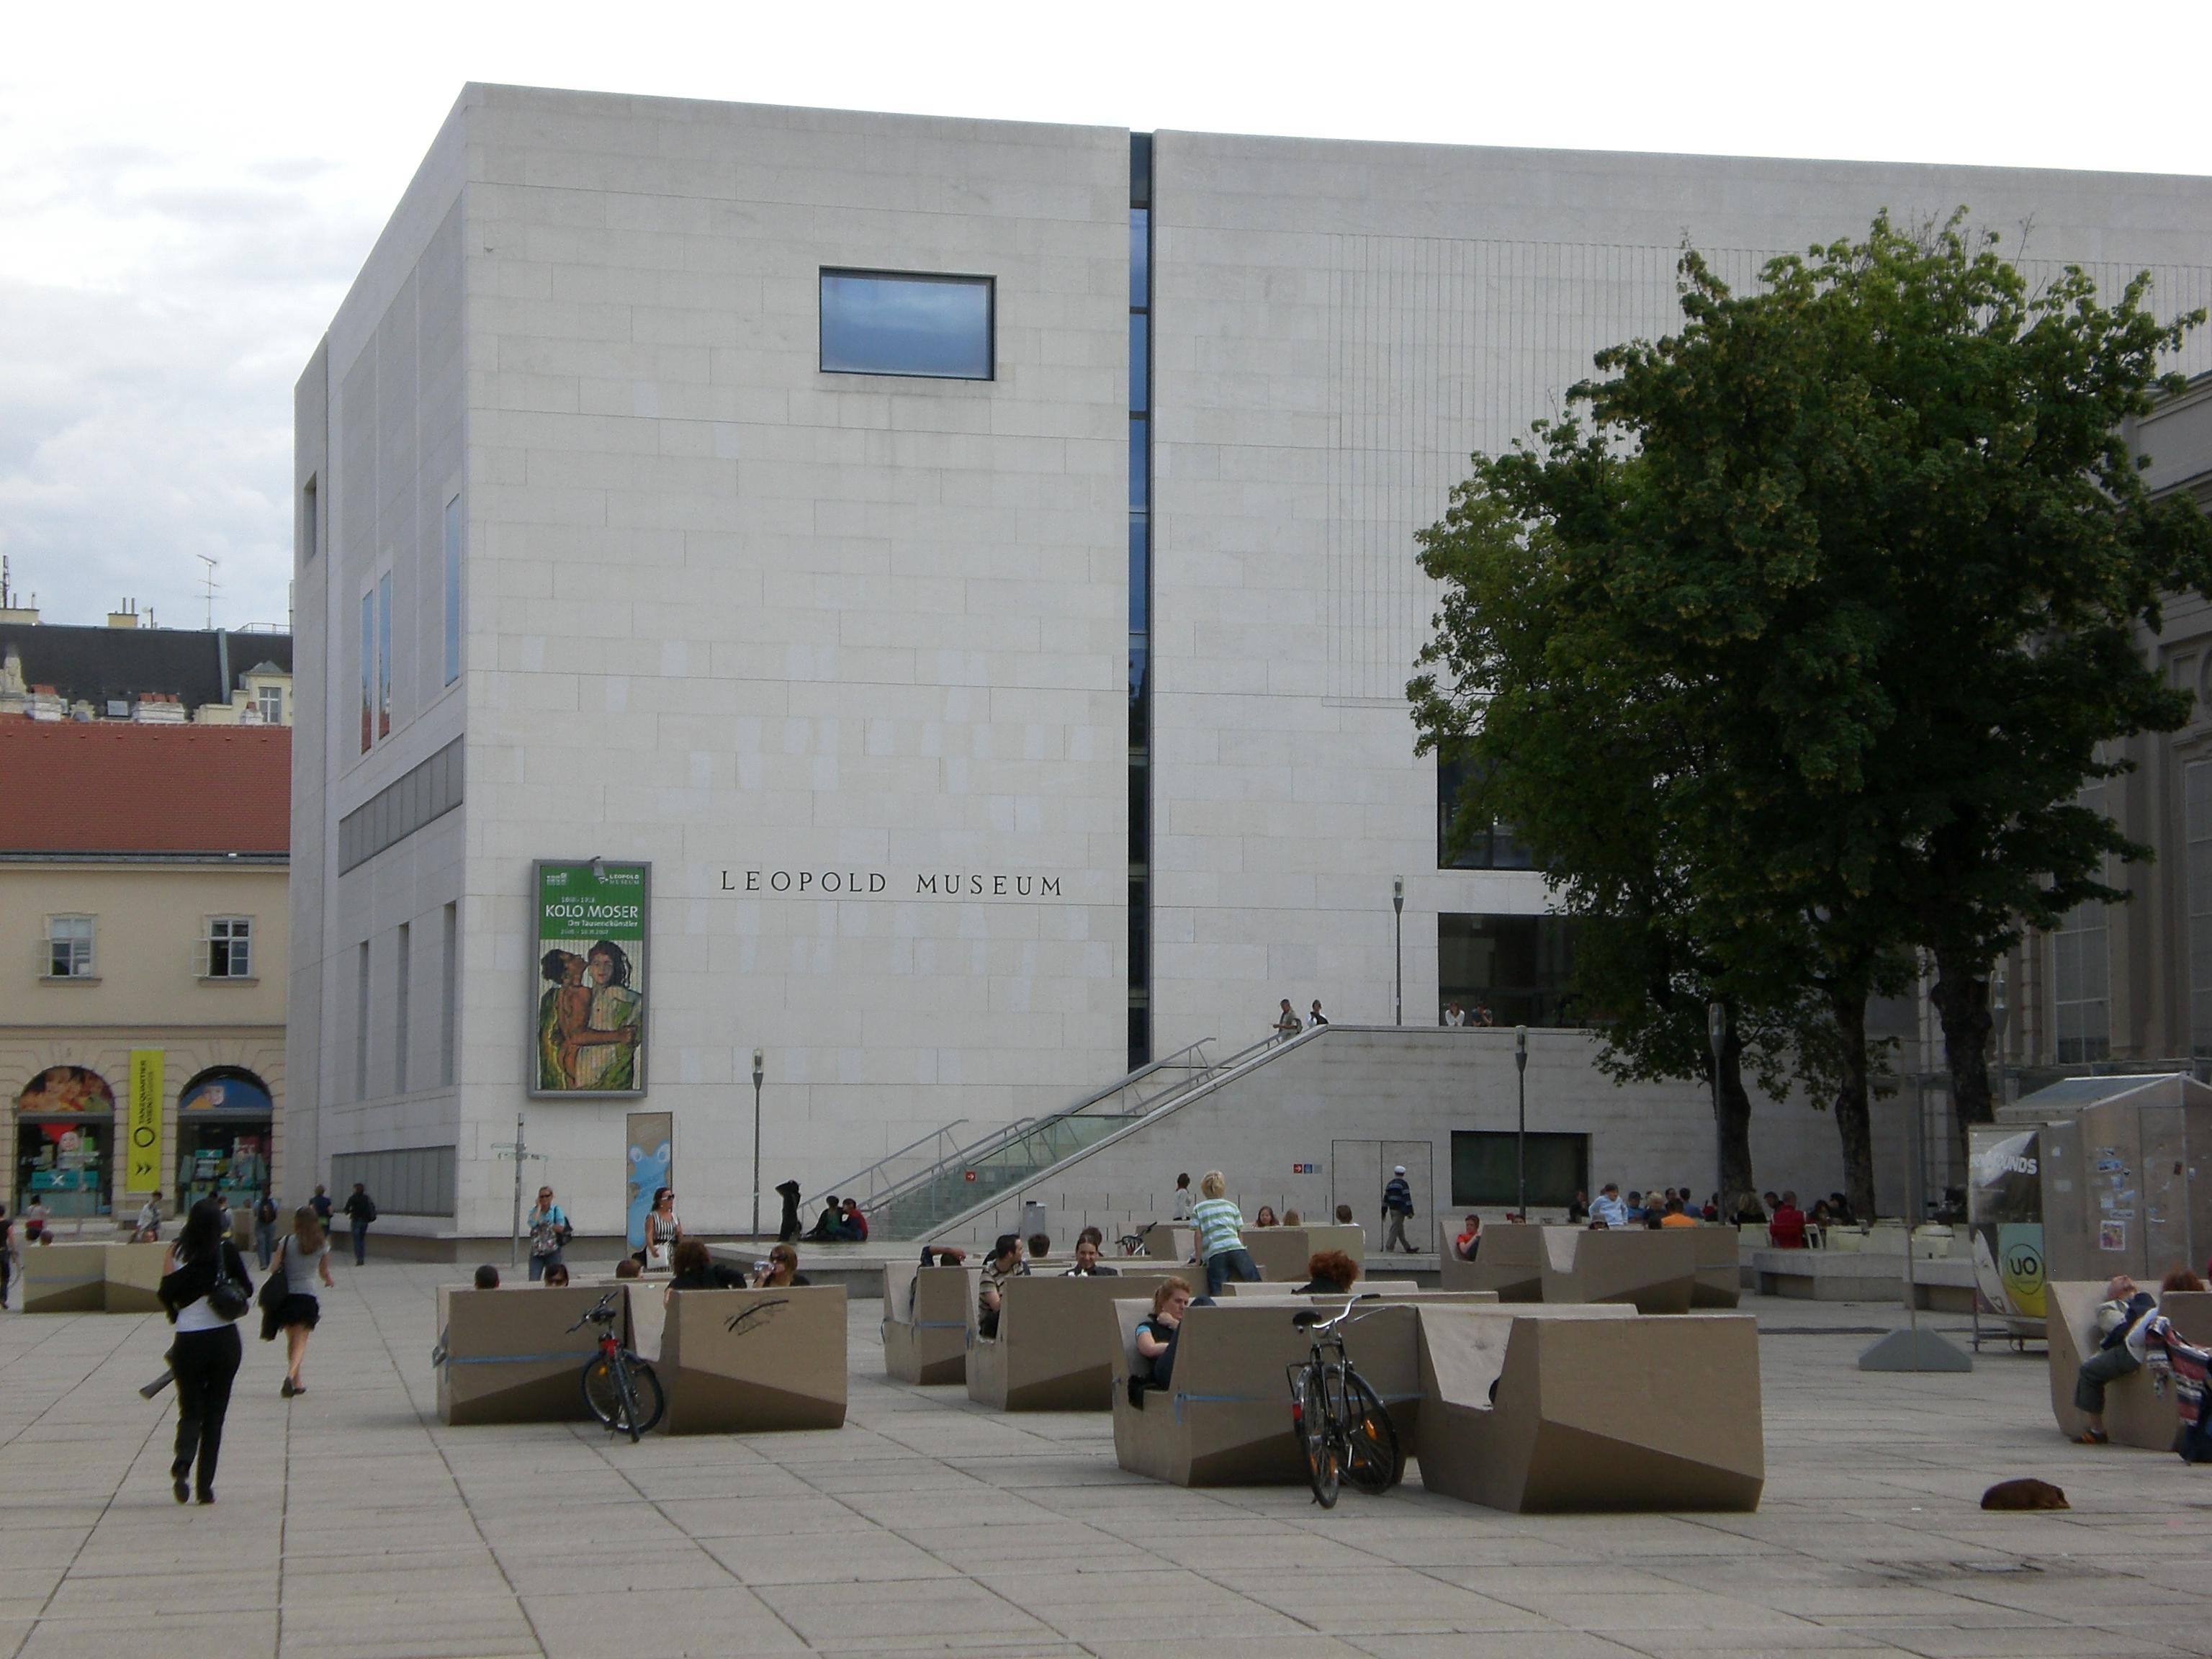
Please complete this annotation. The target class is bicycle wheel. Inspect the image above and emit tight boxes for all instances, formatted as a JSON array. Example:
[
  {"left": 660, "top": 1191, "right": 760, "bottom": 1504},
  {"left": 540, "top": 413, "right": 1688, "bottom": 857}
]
[
  {"left": 1292, "top": 1364, "right": 1339, "bottom": 1508},
  {"left": 580, "top": 1355, "right": 626, "bottom": 1430},
  {"left": 624, "top": 1359, "right": 667, "bottom": 1434},
  {"left": 1339, "top": 1369, "right": 1402, "bottom": 1495}
]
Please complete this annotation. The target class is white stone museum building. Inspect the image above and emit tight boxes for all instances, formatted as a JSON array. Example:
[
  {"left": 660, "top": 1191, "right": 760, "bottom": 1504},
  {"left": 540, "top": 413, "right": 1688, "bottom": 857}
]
[{"left": 289, "top": 84, "right": 2212, "bottom": 1246}]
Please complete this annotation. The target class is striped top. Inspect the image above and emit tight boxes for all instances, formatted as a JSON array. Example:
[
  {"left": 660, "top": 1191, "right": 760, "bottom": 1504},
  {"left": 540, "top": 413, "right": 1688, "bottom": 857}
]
[{"left": 1187, "top": 1197, "right": 1245, "bottom": 1260}]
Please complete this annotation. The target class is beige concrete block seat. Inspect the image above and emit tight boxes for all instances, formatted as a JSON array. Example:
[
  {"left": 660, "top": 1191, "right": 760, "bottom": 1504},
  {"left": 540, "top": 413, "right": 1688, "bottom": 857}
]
[
  {"left": 1539, "top": 1226, "right": 1696, "bottom": 1314},
  {"left": 104, "top": 1241, "right": 171, "bottom": 1313},
  {"left": 434, "top": 1285, "right": 616, "bottom": 1425},
  {"left": 1110, "top": 1298, "right": 1425, "bottom": 1485},
  {"left": 657, "top": 1285, "right": 848, "bottom": 1434},
  {"left": 968, "top": 1270, "right": 1191, "bottom": 1411},
  {"left": 881, "top": 1262, "right": 974, "bottom": 1385},
  {"left": 1241, "top": 1225, "right": 1364, "bottom": 1282},
  {"left": 1220, "top": 1279, "right": 1421, "bottom": 1298},
  {"left": 1457, "top": 1222, "right": 1545, "bottom": 1301},
  {"left": 1689, "top": 1227, "right": 1743, "bottom": 1308},
  {"left": 19, "top": 1244, "right": 108, "bottom": 1313},
  {"left": 1413, "top": 1305, "right": 1763, "bottom": 1512},
  {"left": 2047, "top": 1283, "right": 2212, "bottom": 1449}
]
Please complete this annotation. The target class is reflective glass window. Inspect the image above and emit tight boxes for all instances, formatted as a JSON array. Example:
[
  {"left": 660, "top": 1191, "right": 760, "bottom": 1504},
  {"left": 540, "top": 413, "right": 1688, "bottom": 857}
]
[
  {"left": 1129, "top": 418, "right": 1147, "bottom": 510},
  {"left": 1129, "top": 518, "right": 1148, "bottom": 633},
  {"left": 1130, "top": 208, "right": 1149, "bottom": 307},
  {"left": 1130, "top": 314, "right": 1148, "bottom": 412},
  {"left": 819, "top": 271, "right": 993, "bottom": 379}
]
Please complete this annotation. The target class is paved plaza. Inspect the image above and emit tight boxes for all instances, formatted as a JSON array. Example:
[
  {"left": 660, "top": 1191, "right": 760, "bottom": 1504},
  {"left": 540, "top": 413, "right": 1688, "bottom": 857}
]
[{"left": 1, "top": 1266, "right": 2206, "bottom": 1659}]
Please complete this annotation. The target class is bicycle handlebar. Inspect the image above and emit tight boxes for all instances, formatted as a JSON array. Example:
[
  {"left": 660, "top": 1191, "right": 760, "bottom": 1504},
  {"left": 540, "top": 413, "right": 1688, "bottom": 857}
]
[
  {"left": 565, "top": 1290, "right": 621, "bottom": 1333},
  {"left": 1290, "top": 1292, "right": 1381, "bottom": 1334}
]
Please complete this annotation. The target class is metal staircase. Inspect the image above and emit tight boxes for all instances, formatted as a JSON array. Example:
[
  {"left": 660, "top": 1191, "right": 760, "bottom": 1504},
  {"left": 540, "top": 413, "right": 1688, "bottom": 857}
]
[{"left": 811, "top": 1033, "right": 1299, "bottom": 1239}]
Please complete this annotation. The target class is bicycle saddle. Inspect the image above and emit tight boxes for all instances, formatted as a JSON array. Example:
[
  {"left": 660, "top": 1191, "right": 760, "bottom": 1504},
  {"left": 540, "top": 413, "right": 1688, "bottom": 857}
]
[{"left": 1291, "top": 1310, "right": 1321, "bottom": 1329}]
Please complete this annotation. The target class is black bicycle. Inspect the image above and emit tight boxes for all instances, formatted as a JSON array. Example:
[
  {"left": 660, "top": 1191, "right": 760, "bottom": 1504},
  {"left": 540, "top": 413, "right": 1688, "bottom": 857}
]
[
  {"left": 1287, "top": 1295, "right": 1402, "bottom": 1507},
  {"left": 570, "top": 1289, "right": 665, "bottom": 1441}
]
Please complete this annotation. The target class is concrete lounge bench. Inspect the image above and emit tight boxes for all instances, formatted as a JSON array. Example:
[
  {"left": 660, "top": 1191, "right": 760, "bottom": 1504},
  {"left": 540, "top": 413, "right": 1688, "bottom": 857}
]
[
  {"left": 104, "top": 1241, "right": 171, "bottom": 1313},
  {"left": 1110, "top": 1298, "right": 1425, "bottom": 1485},
  {"left": 1240, "top": 1225, "right": 1364, "bottom": 1282},
  {"left": 1688, "top": 1228, "right": 1741, "bottom": 1309},
  {"left": 1455, "top": 1222, "right": 1545, "bottom": 1301},
  {"left": 1220, "top": 1279, "right": 1421, "bottom": 1298},
  {"left": 1413, "top": 1304, "right": 1763, "bottom": 1512},
  {"left": 1138, "top": 1224, "right": 1197, "bottom": 1262},
  {"left": 2046, "top": 1285, "right": 2212, "bottom": 1449},
  {"left": 968, "top": 1270, "right": 1192, "bottom": 1411},
  {"left": 1539, "top": 1226, "right": 1697, "bottom": 1314},
  {"left": 657, "top": 1285, "right": 848, "bottom": 1433},
  {"left": 881, "top": 1262, "right": 975, "bottom": 1385},
  {"left": 434, "top": 1285, "right": 615, "bottom": 1425},
  {"left": 19, "top": 1244, "right": 108, "bottom": 1312}
]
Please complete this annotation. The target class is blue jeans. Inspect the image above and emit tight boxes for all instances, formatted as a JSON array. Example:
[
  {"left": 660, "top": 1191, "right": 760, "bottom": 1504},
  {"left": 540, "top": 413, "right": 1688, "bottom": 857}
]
[
  {"left": 255, "top": 1222, "right": 277, "bottom": 1269},
  {"left": 528, "top": 1250, "right": 563, "bottom": 1282},
  {"left": 1204, "top": 1247, "right": 1259, "bottom": 1298},
  {"left": 350, "top": 1220, "right": 369, "bottom": 1264}
]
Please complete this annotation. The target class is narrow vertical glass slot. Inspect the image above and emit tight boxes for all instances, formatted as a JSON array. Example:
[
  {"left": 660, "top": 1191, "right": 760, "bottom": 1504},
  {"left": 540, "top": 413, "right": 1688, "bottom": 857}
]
[
  {"left": 1127, "top": 136, "right": 1154, "bottom": 1071},
  {"left": 1128, "top": 518, "right": 1148, "bottom": 632},
  {"left": 1128, "top": 418, "right": 1148, "bottom": 510},
  {"left": 1130, "top": 315, "right": 1148, "bottom": 412}
]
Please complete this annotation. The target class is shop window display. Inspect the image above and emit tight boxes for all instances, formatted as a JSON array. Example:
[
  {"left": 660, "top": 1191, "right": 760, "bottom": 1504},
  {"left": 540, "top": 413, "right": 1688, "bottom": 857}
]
[
  {"left": 14, "top": 1065, "right": 115, "bottom": 1218},
  {"left": 174, "top": 1068, "right": 274, "bottom": 1210}
]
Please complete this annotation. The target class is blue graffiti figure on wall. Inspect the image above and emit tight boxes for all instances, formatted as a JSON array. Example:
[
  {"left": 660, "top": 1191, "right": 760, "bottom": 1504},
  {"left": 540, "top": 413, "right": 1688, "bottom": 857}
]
[{"left": 626, "top": 1139, "right": 670, "bottom": 1250}]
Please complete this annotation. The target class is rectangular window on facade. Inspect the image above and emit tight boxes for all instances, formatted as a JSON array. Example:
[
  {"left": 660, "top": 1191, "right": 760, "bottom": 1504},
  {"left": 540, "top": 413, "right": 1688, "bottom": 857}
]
[
  {"left": 2054, "top": 781, "right": 2113, "bottom": 1065},
  {"left": 443, "top": 495, "right": 461, "bottom": 685},
  {"left": 1450, "top": 1130, "right": 1589, "bottom": 1208},
  {"left": 302, "top": 477, "right": 318, "bottom": 562},
  {"left": 1437, "top": 745, "right": 1536, "bottom": 870},
  {"left": 204, "top": 917, "right": 252, "bottom": 979},
  {"left": 395, "top": 922, "right": 411, "bottom": 1094},
  {"left": 1437, "top": 913, "right": 1581, "bottom": 1027},
  {"left": 819, "top": 270, "right": 993, "bottom": 379},
  {"left": 2188, "top": 760, "right": 2212, "bottom": 1056},
  {"left": 255, "top": 683, "right": 283, "bottom": 724},
  {"left": 439, "top": 901, "right": 458, "bottom": 1087},
  {"left": 45, "top": 915, "right": 94, "bottom": 978},
  {"left": 355, "top": 940, "right": 371, "bottom": 1101},
  {"left": 359, "top": 591, "right": 374, "bottom": 752},
  {"left": 377, "top": 571, "right": 392, "bottom": 738}
]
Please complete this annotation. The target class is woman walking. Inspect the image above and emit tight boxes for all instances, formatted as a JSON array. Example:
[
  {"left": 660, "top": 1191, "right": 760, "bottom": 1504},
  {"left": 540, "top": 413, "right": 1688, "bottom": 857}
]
[
  {"left": 158, "top": 1197, "right": 252, "bottom": 1505},
  {"left": 262, "top": 1206, "right": 334, "bottom": 1397}
]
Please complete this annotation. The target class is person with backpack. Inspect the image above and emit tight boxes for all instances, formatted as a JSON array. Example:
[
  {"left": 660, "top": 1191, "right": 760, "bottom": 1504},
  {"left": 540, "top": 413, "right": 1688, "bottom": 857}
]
[
  {"left": 158, "top": 1198, "right": 253, "bottom": 1504},
  {"left": 526, "top": 1185, "right": 571, "bottom": 1282},
  {"left": 2074, "top": 1274, "right": 2159, "bottom": 1444},
  {"left": 341, "top": 1183, "right": 377, "bottom": 1265},
  {"left": 1382, "top": 1165, "right": 1416, "bottom": 1254},
  {"left": 252, "top": 1191, "right": 280, "bottom": 1269}
]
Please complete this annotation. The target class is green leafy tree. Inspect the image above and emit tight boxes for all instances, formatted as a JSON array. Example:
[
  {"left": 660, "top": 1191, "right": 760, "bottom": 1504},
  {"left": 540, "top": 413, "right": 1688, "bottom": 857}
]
[{"left": 1415, "top": 211, "right": 2211, "bottom": 1215}]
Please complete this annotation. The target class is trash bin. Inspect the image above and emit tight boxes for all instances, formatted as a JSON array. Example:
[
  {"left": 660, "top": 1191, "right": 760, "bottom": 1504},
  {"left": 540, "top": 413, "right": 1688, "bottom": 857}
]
[{"left": 1020, "top": 1200, "right": 1050, "bottom": 1242}]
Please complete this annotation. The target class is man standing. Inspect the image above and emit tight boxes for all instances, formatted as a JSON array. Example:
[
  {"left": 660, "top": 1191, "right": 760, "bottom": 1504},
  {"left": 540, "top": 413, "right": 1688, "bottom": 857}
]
[
  {"left": 1308, "top": 1000, "right": 1328, "bottom": 1028},
  {"left": 342, "top": 1182, "right": 377, "bottom": 1265},
  {"left": 1382, "top": 1165, "right": 1416, "bottom": 1254},
  {"left": 252, "top": 1191, "right": 279, "bottom": 1267},
  {"left": 135, "top": 1190, "right": 165, "bottom": 1244}
]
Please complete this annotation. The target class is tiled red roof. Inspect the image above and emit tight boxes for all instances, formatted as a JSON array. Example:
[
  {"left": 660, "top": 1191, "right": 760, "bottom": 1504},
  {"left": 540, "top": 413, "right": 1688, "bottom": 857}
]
[{"left": 0, "top": 721, "right": 289, "bottom": 855}]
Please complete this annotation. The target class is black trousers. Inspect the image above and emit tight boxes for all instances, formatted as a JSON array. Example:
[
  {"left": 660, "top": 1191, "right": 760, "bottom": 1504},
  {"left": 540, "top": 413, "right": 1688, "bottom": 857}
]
[{"left": 171, "top": 1323, "right": 243, "bottom": 1493}]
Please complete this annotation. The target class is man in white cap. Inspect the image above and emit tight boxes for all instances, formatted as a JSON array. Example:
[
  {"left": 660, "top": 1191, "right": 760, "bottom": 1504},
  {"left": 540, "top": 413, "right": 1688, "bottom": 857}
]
[{"left": 1382, "top": 1164, "right": 1416, "bottom": 1254}]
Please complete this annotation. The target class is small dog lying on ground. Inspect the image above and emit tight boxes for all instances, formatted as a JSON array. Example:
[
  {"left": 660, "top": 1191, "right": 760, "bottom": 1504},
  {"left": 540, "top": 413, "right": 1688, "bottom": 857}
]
[{"left": 1980, "top": 1478, "right": 2069, "bottom": 1510}]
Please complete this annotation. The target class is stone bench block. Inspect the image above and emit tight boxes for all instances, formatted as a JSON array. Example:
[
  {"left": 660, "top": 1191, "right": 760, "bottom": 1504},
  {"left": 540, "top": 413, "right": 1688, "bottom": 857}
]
[
  {"left": 435, "top": 1285, "right": 616, "bottom": 1425},
  {"left": 660, "top": 1285, "right": 848, "bottom": 1434},
  {"left": 1241, "top": 1225, "right": 1364, "bottom": 1282},
  {"left": 2046, "top": 1284, "right": 2212, "bottom": 1449},
  {"left": 881, "top": 1263, "right": 974, "bottom": 1385},
  {"left": 1414, "top": 1305, "right": 1763, "bottom": 1512},
  {"left": 104, "top": 1241, "right": 171, "bottom": 1313},
  {"left": 1452, "top": 1221, "right": 1545, "bottom": 1301},
  {"left": 1540, "top": 1227, "right": 1696, "bottom": 1314},
  {"left": 968, "top": 1270, "right": 1192, "bottom": 1411},
  {"left": 19, "top": 1244, "right": 108, "bottom": 1313}
]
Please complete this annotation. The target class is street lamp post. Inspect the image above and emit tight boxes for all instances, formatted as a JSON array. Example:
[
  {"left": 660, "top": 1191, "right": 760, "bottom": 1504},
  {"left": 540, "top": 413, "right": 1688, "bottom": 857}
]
[
  {"left": 1990, "top": 966, "right": 2009, "bottom": 1102},
  {"left": 1707, "top": 1001, "right": 1728, "bottom": 1216},
  {"left": 1392, "top": 876, "right": 1404, "bottom": 1027},
  {"left": 750, "top": 1047, "right": 765, "bottom": 1240},
  {"left": 1514, "top": 1024, "right": 1529, "bottom": 1220}
]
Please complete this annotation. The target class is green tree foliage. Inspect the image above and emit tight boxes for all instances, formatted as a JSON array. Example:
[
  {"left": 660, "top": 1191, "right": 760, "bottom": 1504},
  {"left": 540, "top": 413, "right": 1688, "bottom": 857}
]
[{"left": 1413, "top": 211, "right": 2212, "bottom": 1216}]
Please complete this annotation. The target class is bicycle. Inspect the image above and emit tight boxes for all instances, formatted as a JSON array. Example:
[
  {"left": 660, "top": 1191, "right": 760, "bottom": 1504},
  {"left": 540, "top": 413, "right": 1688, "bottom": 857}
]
[
  {"left": 569, "top": 1289, "right": 665, "bottom": 1441},
  {"left": 1286, "top": 1294, "right": 1402, "bottom": 1508}
]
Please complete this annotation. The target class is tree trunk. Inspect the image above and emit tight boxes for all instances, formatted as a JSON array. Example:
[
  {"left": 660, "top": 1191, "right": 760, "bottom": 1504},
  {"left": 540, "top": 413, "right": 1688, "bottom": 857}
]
[
  {"left": 1829, "top": 988, "right": 1878, "bottom": 1222},
  {"left": 1709, "top": 1010, "right": 1758, "bottom": 1220},
  {"left": 1929, "top": 946, "right": 1993, "bottom": 1186}
]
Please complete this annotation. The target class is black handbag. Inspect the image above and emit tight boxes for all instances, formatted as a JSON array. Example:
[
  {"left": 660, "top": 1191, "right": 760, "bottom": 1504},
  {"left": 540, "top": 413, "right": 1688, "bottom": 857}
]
[
  {"left": 207, "top": 1248, "right": 252, "bottom": 1322},
  {"left": 257, "top": 1241, "right": 289, "bottom": 1314}
]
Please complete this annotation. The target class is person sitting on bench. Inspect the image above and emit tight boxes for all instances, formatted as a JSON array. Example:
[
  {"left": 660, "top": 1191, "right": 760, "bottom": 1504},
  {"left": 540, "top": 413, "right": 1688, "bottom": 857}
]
[
  {"left": 977, "top": 1234, "right": 1026, "bottom": 1339},
  {"left": 1064, "top": 1228, "right": 1119, "bottom": 1277},
  {"left": 1453, "top": 1213, "right": 1481, "bottom": 1261},
  {"left": 1133, "top": 1277, "right": 1193, "bottom": 1393},
  {"left": 1298, "top": 1250, "right": 1361, "bottom": 1295},
  {"left": 2074, "top": 1273, "right": 2159, "bottom": 1444}
]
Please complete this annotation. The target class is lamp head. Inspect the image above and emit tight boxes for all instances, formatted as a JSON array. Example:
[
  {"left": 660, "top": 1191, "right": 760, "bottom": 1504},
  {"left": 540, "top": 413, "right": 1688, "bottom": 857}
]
[
  {"left": 1392, "top": 875, "right": 1404, "bottom": 914},
  {"left": 1514, "top": 1024, "right": 1528, "bottom": 1069},
  {"left": 752, "top": 1047, "right": 765, "bottom": 1086},
  {"left": 1707, "top": 1000, "right": 1727, "bottom": 1054},
  {"left": 590, "top": 855, "right": 605, "bottom": 881}
]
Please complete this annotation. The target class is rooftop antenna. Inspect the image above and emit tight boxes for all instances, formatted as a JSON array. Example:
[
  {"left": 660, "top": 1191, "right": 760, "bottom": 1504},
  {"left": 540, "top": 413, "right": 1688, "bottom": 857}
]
[
  {"left": 196, "top": 556, "right": 219, "bottom": 630},
  {"left": 1, "top": 555, "right": 12, "bottom": 608}
]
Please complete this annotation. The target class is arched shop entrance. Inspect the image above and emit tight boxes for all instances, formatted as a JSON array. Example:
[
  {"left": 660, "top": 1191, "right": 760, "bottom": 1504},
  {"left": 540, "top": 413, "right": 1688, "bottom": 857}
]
[
  {"left": 175, "top": 1068, "right": 274, "bottom": 1210},
  {"left": 15, "top": 1066, "right": 117, "bottom": 1219}
]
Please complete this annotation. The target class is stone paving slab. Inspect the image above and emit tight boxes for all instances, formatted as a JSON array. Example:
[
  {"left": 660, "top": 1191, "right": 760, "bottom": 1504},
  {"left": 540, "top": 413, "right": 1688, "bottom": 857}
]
[{"left": 1, "top": 1264, "right": 2208, "bottom": 1658}]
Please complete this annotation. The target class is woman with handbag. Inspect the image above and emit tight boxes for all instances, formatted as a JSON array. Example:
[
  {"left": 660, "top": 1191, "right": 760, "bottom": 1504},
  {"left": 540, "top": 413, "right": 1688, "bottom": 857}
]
[
  {"left": 259, "top": 1207, "right": 334, "bottom": 1396},
  {"left": 526, "top": 1186, "right": 571, "bottom": 1282},
  {"left": 642, "top": 1187, "right": 681, "bottom": 1272},
  {"left": 158, "top": 1197, "right": 253, "bottom": 1505}
]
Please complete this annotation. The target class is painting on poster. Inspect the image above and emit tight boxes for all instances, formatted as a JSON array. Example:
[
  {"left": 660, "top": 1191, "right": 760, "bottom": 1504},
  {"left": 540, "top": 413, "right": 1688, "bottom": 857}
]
[
  {"left": 625, "top": 1112, "right": 673, "bottom": 1251},
  {"left": 530, "top": 860, "right": 649, "bottom": 1097}
]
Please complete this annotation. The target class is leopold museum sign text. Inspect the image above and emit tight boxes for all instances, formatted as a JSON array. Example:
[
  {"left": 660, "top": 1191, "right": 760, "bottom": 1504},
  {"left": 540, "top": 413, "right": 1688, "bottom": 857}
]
[{"left": 722, "top": 868, "right": 1065, "bottom": 899}]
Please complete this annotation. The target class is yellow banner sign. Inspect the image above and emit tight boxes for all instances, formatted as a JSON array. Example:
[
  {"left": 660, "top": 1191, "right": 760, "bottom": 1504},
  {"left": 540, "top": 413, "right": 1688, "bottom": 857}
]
[{"left": 126, "top": 1049, "right": 163, "bottom": 1191}]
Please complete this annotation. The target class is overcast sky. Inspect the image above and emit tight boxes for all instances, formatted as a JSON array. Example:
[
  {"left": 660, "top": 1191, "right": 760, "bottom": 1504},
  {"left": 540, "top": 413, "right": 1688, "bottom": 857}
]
[{"left": 4, "top": 0, "right": 2208, "bottom": 633}]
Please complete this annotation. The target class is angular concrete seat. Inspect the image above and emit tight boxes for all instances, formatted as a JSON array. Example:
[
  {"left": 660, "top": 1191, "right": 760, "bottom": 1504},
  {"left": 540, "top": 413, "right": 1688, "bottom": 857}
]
[
  {"left": 2046, "top": 1283, "right": 2212, "bottom": 1449},
  {"left": 104, "top": 1241, "right": 171, "bottom": 1313},
  {"left": 1220, "top": 1278, "right": 1421, "bottom": 1298},
  {"left": 1539, "top": 1226, "right": 1696, "bottom": 1314},
  {"left": 881, "top": 1262, "right": 975, "bottom": 1384},
  {"left": 1240, "top": 1225, "right": 1364, "bottom": 1282},
  {"left": 1138, "top": 1224, "right": 1197, "bottom": 1262},
  {"left": 1688, "top": 1227, "right": 1742, "bottom": 1308},
  {"left": 19, "top": 1244, "right": 108, "bottom": 1313},
  {"left": 1109, "top": 1298, "right": 1425, "bottom": 1484},
  {"left": 434, "top": 1285, "right": 614, "bottom": 1424},
  {"left": 1413, "top": 1305, "right": 1763, "bottom": 1512},
  {"left": 968, "top": 1269, "right": 1192, "bottom": 1411},
  {"left": 1454, "top": 1222, "right": 1545, "bottom": 1300},
  {"left": 657, "top": 1285, "right": 847, "bottom": 1433}
]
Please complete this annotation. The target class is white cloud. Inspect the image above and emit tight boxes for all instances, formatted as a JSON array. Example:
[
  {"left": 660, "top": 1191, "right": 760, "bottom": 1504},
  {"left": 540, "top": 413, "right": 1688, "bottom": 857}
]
[{"left": 1, "top": 0, "right": 2207, "bottom": 629}]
